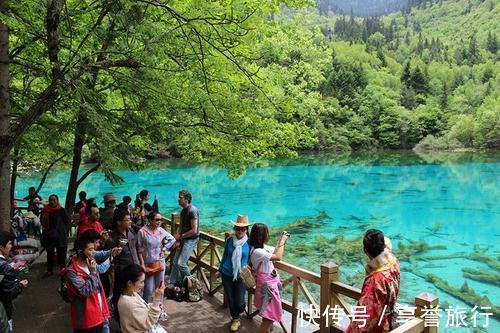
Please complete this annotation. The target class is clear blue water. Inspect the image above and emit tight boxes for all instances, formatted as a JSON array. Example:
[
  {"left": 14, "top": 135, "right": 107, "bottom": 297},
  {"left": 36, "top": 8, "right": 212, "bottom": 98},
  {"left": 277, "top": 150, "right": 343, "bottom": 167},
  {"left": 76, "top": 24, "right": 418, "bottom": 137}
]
[{"left": 15, "top": 152, "right": 500, "bottom": 332}]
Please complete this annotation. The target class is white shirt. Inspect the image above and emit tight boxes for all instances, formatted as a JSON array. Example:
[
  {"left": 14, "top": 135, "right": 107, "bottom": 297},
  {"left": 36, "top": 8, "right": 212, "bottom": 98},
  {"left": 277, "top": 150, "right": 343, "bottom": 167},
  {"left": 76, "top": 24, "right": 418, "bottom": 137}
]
[{"left": 250, "top": 245, "right": 275, "bottom": 274}]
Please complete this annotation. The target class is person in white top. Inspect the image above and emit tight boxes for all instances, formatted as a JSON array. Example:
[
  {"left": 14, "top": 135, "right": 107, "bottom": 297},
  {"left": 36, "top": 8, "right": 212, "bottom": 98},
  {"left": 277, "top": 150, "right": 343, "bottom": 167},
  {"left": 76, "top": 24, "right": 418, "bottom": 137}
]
[
  {"left": 248, "top": 223, "right": 289, "bottom": 333},
  {"left": 112, "top": 263, "right": 167, "bottom": 333}
]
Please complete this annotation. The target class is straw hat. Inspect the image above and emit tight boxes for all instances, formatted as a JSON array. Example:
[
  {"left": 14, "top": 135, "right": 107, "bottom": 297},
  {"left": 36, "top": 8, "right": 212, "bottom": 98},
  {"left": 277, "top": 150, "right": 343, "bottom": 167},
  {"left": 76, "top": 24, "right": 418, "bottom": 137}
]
[{"left": 231, "top": 214, "right": 250, "bottom": 228}]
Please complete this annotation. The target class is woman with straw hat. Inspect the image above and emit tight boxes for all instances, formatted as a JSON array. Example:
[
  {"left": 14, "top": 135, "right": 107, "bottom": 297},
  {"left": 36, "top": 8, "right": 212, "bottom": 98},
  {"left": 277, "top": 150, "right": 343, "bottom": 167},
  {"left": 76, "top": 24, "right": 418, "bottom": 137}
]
[{"left": 219, "top": 215, "right": 251, "bottom": 332}]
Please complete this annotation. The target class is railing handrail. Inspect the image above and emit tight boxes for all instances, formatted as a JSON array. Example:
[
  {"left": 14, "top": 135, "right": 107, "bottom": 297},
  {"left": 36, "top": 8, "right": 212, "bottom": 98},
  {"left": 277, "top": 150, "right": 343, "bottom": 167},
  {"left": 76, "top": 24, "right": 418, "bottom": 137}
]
[{"left": 164, "top": 213, "right": 438, "bottom": 333}]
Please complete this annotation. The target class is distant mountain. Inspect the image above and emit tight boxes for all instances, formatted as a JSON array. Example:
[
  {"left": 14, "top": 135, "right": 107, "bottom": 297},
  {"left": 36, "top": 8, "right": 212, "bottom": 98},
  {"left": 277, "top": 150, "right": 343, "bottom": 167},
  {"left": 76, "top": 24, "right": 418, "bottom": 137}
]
[{"left": 316, "top": 0, "right": 410, "bottom": 17}]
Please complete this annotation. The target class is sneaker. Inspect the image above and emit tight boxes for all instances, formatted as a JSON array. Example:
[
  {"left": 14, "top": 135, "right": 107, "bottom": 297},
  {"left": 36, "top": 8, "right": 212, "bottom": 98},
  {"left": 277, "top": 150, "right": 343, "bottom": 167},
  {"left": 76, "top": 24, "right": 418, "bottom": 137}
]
[{"left": 229, "top": 319, "right": 240, "bottom": 332}]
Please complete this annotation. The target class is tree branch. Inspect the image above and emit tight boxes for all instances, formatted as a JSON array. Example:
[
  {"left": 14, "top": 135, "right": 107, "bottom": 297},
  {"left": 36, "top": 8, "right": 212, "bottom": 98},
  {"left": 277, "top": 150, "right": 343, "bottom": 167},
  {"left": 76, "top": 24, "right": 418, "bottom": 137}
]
[
  {"left": 76, "top": 162, "right": 101, "bottom": 186},
  {"left": 35, "top": 153, "right": 68, "bottom": 194}
]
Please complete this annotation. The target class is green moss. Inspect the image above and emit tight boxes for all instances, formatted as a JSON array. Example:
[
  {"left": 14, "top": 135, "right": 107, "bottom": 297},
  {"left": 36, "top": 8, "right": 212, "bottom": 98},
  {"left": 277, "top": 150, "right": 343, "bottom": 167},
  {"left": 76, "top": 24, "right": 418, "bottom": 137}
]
[
  {"left": 468, "top": 252, "right": 500, "bottom": 271},
  {"left": 396, "top": 241, "right": 447, "bottom": 262},
  {"left": 462, "top": 268, "right": 500, "bottom": 286},
  {"left": 270, "top": 210, "right": 332, "bottom": 235},
  {"left": 422, "top": 274, "right": 500, "bottom": 320}
]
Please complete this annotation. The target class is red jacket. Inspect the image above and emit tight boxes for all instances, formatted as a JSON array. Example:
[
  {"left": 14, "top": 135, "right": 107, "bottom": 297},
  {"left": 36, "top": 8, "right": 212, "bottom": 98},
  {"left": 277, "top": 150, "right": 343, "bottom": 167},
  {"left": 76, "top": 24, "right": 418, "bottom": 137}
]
[
  {"left": 61, "top": 257, "right": 110, "bottom": 329},
  {"left": 347, "top": 250, "right": 400, "bottom": 333}
]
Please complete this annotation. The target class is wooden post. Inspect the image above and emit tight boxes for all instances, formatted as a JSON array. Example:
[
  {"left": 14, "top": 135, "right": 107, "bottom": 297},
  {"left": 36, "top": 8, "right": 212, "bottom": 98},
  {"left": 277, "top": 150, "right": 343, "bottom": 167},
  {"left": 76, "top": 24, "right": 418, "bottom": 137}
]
[
  {"left": 171, "top": 212, "right": 180, "bottom": 235},
  {"left": 223, "top": 232, "right": 229, "bottom": 308},
  {"left": 196, "top": 236, "right": 202, "bottom": 279},
  {"left": 320, "top": 263, "right": 339, "bottom": 333},
  {"left": 415, "top": 292, "right": 439, "bottom": 333},
  {"left": 209, "top": 241, "right": 215, "bottom": 293},
  {"left": 291, "top": 277, "right": 299, "bottom": 333},
  {"left": 169, "top": 213, "right": 180, "bottom": 274}
]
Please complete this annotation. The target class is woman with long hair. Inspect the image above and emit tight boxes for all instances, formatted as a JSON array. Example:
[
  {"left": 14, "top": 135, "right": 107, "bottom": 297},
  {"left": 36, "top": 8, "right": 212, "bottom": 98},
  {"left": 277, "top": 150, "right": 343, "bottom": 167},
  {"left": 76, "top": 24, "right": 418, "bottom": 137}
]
[
  {"left": 134, "top": 190, "right": 158, "bottom": 226},
  {"left": 248, "top": 223, "right": 289, "bottom": 333},
  {"left": 40, "top": 194, "right": 70, "bottom": 278},
  {"left": 112, "top": 264, "right": 166, "bottom": 333},
  {"left": 137, "top": 211, "right": 175, "bottom": 304}
]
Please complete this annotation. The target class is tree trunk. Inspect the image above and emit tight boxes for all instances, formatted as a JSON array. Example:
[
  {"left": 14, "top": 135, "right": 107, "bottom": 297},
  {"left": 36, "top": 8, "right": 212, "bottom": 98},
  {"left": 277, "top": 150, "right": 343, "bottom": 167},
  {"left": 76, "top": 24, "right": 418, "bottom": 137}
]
[
  {"left": 64, "top": 111, "right": 86, "bottom": 215},
  {"left": 9, "top": 144, "right": 19, "bottom": 217},
  {"left": 63, "top": 22, "right": 114, "bottom": 215},
  {"left": 0, "top": 0, "right": 11, "bottom": 230}
]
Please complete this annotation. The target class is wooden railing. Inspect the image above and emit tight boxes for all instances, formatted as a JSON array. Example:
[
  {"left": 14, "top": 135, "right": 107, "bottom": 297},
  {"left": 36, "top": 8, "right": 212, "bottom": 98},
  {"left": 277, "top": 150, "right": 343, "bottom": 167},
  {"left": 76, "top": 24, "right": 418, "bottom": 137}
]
[{"left": 163, "top": 214, "right": 440, "bottom": 333}]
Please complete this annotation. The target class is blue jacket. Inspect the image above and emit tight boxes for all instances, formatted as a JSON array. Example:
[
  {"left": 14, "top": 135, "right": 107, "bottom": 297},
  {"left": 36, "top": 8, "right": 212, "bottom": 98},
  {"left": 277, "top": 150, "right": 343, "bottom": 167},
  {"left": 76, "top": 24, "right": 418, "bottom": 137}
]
[
  {"left": 94, "top": 250, "right": 111, "bottom": 274},
  {"left": 219, "top": 237, "right": 250, "bottom": 279}
]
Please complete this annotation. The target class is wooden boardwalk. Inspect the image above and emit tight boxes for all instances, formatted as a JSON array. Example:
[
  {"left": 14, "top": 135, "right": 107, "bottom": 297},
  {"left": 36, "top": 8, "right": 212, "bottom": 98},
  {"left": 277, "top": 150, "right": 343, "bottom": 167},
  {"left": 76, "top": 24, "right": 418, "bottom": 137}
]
[{"left": 12, "top": 253, "right": 271, "bottom": 333}]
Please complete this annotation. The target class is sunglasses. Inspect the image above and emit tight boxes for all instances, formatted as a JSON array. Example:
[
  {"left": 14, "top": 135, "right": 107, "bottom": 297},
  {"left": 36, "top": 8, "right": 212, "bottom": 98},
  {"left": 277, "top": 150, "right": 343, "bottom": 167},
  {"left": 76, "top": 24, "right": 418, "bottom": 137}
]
[
  {"left": 234, "top": 227, "right": 247, "bottom": 232},
  {"left": 154, "top": 218, "right": 162, "bottom": 221}
]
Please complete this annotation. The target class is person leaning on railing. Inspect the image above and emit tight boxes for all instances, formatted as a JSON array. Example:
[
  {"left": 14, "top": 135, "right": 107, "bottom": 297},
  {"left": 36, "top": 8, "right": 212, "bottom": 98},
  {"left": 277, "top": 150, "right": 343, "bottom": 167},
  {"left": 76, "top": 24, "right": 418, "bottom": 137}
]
[
  {"left": 218, "top": 215, "right": 251, "bottom": 332},
  {"left": 248, "top": 223, "right": 289, "bottom": 333},
  {"left": 346, "top": 230, "right": 400, "bottom": 333}
]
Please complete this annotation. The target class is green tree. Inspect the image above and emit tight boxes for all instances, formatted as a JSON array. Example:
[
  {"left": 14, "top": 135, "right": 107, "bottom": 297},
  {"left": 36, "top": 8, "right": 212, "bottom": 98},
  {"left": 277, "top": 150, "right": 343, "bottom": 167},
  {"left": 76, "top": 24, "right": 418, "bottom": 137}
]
[
  {"left": 0, "top": 0, "right": 315, "bottom": 224},
  {"left": 401, "top": 86, "right": 417, "bottom": 110},
  {"left": 468, "top": 34, "right": 480, "bottom": 65},
  {"left": 321, "top": 59, "right": 368, "bottom": 110},
  {"left": 401, "top": 61, "right": 412, "bottom": 86},
  {"left": 486, "top": 31, "right": 498, "bottom": 54},
  {"left": 409, "top": 66, "right": 429, "bottom": 95}
]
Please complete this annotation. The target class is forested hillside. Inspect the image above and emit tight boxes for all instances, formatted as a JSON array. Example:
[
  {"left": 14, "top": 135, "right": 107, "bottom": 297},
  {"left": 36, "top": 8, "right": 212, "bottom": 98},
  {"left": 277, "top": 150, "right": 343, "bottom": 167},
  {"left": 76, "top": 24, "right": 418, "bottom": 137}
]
[
  {"left": 1, "top": 0, "right": 498, "bottom": 214},
  {"left": 274, "top": 0, "right": 499, "bottom": 151}
]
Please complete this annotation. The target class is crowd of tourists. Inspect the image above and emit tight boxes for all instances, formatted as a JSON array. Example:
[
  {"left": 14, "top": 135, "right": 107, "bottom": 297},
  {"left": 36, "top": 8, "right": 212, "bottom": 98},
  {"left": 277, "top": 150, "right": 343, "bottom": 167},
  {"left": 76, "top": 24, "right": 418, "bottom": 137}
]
[{"left": 1, "top": 186, "right": 401, "bottom": 333}]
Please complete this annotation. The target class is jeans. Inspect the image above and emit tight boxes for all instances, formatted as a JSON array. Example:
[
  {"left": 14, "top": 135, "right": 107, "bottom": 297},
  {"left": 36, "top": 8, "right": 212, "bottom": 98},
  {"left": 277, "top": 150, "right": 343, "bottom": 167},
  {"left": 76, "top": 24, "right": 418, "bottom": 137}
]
[
  {"left": 102, "top": 320, "right": 109, "bottom": 333},
  {"left": 221, "top": 273, "right": 246, "bottom": 320},
  {"left": 143, "top": 260, "right": 166, "bottom": 304},
  {"left": 169, "top": 238, "right": 198, "bottom": 284}
]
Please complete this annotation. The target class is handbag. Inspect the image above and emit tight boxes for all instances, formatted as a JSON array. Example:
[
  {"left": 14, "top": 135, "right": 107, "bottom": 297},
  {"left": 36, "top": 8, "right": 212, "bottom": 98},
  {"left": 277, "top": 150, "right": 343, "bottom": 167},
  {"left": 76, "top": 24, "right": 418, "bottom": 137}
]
[
  {"left": 240, "top": 248, "right": 262, "bottom": 289},
  {"left": 240, "top": 265, "right": 256, "bottom": 289},
  {"left": 144, "top": 261, "right": 163, "bottom": 276}
]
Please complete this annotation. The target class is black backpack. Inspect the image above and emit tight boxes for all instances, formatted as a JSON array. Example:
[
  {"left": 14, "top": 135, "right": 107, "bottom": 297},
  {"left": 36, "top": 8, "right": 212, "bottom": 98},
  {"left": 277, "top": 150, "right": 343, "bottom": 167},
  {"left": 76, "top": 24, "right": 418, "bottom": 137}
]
[
  {"left": 58, "top": 258, "right": 75, "bottom": 303},
  {"left": 165, "top": 281, "right": 187, "bottom": 302}
]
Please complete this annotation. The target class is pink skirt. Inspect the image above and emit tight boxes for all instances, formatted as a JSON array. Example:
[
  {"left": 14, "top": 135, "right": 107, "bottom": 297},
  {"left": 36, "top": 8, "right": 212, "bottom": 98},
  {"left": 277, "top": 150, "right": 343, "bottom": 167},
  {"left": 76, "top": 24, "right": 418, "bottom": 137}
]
[{"left": 254, "top": 271, "right": 282, "bottom": 322}]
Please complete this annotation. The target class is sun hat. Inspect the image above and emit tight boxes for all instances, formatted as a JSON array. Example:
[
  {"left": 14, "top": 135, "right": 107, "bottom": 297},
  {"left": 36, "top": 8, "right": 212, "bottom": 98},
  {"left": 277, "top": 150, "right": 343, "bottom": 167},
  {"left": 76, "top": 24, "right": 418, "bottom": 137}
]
[{"left": 231, "top": 214, "right": 251, "bottom": 228}]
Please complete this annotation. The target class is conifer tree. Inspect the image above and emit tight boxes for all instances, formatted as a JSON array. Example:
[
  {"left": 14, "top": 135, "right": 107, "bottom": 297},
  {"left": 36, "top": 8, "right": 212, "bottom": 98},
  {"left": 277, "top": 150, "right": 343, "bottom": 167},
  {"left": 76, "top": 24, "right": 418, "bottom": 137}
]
[
  {"left": 468, "top": 34, "right": 480, "bottom": 65},
  {"left": 486, "top": 31, "right": 498, "bottom": 54},
  {"left": 401, "top": 86, "right": 417, "bottom": 110},
  {"left": 410, "top": 66, "right": 429, "bottom": 95},
  {"left": 401, "top": 61, "right": 412, "bottom": 85}
]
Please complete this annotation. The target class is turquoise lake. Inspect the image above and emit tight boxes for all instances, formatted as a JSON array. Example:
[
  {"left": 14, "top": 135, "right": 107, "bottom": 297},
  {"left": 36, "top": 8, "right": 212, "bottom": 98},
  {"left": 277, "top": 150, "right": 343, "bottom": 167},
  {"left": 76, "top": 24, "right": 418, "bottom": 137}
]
[{"left": 15, "top": 151, "right": 500, "bottom": 332}]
